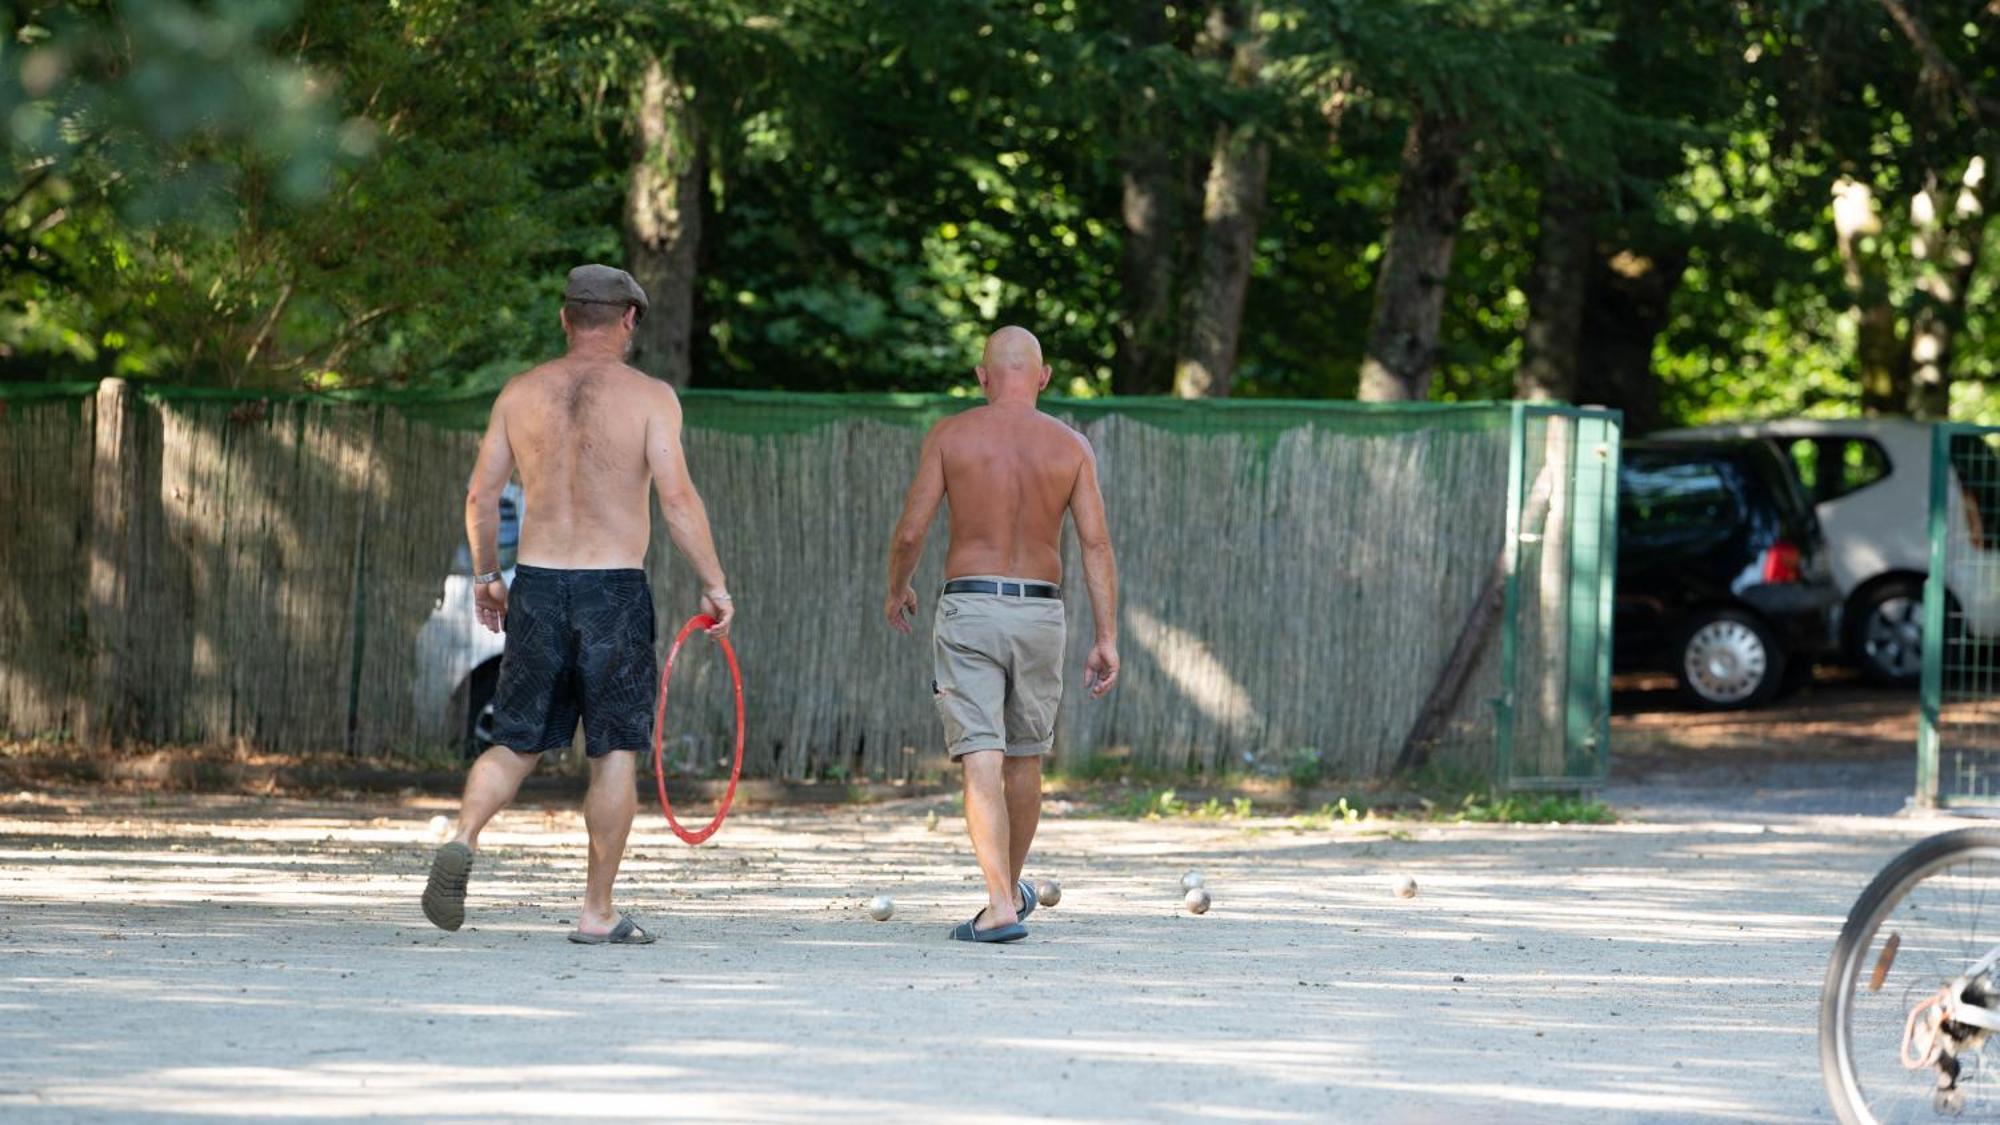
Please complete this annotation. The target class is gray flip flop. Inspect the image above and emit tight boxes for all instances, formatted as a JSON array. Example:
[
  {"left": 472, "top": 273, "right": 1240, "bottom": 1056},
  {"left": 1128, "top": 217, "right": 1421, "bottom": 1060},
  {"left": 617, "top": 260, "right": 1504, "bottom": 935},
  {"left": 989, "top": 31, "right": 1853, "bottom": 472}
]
[
  {"left": 1016, "top": 879, "right": 1038, "bottom": 922},
  {"left": 421, "top": 841, "right": 473, "bottom": 932},
  {"left": 949, "top": 912, "right": 1027, "bottom": 944},
  {"left": 569, "top": 915, "right": 656, "bottom": 945}
]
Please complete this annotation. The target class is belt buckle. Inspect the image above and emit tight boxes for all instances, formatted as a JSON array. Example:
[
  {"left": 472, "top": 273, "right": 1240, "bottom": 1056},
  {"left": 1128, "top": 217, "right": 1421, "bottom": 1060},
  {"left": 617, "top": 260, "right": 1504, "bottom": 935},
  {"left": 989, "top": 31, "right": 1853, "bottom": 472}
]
[{"left": 1001, "top": 581, "right": 1020, "bottom": 596}]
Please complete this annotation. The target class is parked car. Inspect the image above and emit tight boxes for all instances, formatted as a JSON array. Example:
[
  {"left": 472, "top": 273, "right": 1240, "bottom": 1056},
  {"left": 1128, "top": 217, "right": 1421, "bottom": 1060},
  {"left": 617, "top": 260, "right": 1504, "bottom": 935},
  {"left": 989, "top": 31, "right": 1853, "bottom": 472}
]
[
  {"left": 412, "top": 484, "right": 521, "bottom": 758},
  {"left": 1616, "top": 439, "right": 1841, "bottom": 709},
  {"left": 1660, "top": 418, "right": 2000, "bottom": 686}
]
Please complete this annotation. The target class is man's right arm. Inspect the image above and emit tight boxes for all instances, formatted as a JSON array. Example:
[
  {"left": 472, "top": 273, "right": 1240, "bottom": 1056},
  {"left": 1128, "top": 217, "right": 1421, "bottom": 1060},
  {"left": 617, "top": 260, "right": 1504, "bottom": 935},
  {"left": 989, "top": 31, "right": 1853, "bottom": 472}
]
[
  {"left": 1069, "top": 441, "right": 1120, "bottom": 698},
  {"left": 465, "top": 389, "right": 517, "bottom": 634},
  {"left": 645, "top": 385, "right": 734, "bottom": 637}
]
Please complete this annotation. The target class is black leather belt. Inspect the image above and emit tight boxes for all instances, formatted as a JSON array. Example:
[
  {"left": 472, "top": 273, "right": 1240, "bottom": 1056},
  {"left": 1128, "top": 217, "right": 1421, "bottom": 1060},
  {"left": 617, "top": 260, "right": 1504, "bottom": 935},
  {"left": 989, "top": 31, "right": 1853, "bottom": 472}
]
[{"left": 941, "top": 579, "right": 1061, "bottom": 599}]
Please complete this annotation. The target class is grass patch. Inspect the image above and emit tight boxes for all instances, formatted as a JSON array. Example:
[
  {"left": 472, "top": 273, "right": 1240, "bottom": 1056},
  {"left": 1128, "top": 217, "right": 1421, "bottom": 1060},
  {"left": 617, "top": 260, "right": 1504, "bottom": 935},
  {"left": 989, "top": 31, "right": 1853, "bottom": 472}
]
[
  {"left": 1105, "top": 788, "right": 1255, "bottom": 821},
  {"left": 1450, "top": 791, "right": 1615, "bottom": 824}
]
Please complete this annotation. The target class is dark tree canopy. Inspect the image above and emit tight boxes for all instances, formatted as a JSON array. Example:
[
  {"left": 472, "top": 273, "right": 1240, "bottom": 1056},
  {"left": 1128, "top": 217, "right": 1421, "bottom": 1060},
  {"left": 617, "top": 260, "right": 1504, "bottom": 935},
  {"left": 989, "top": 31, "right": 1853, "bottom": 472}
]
[{"left": 2, "top": 0, "right": 1995, "bottom": 425}]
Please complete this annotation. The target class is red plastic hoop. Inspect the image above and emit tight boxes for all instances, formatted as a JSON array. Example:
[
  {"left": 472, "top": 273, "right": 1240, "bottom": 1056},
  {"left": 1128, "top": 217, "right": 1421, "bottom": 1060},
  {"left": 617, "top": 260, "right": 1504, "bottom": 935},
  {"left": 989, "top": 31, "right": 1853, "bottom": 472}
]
[{"left": 651, "top": 614, "right": 744, "bottom": 846}]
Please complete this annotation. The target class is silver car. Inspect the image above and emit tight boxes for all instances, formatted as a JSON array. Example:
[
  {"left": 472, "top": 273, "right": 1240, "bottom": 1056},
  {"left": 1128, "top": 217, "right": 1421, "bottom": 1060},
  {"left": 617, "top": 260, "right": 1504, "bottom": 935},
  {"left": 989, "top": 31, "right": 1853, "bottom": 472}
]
[
  {"left": 1662, "top": 419, "right": 2000, "bottom": 684},
  {"left": 412, "top": 484, "right": 521, "bottom": 757}
]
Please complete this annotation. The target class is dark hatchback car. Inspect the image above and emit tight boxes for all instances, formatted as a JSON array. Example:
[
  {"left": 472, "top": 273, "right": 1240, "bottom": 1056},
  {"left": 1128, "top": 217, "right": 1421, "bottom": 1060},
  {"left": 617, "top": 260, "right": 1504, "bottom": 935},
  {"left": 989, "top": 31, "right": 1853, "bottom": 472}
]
[{"left": 1616, "top": 439, "right": 1841, "bottom": 709}]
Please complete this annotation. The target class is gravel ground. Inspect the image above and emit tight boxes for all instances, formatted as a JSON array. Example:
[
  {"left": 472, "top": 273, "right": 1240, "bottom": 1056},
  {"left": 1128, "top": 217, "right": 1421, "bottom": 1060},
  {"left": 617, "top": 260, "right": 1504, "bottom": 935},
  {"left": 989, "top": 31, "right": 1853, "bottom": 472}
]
[
  {"left": 0, "top": 774, "right": 1957, "bottom": 1125},
  {"left": 0, "top": 677, "right": 1963, "bottom": 1123}
]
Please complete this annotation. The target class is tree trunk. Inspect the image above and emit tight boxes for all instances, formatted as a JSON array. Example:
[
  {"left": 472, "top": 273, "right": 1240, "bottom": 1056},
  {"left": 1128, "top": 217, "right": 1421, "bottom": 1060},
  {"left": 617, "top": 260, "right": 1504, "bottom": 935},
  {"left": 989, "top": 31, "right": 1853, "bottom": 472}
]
[
  {"left": 1357, "top": 112, "right": 1469, "bottom": 402},
  {"left": 1906, "top": 153, "right": 1994, "bottom": 419},
  {"left": 1172, "top": 2, "right": 1267, "bottom": 399},
  {"left": 1831, "top": 178, "right": 1908, "bottom": 415},
  {"left": 1516, "top": 185, "right": 1595, "bottom": 402},
  {"left": 624, "top": 57, "right": 703, "bottom": 389},
  {"left": 1574, "top": 244, "right": 1686, "bottom": 434},
  {"left": 1113, "top": 4, "right": 1179, "bottom": 396}
]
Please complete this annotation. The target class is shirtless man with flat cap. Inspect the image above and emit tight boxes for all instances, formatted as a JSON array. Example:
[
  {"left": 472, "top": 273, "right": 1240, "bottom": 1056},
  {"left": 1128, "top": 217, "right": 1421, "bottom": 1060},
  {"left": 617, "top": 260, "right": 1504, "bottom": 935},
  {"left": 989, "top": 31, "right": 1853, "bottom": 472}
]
[
  {"left": 422, "top": 263, "right": 734, "bottom": 946},
  {"left": 884, "top": 326, "right": 1120, "bottom": 943}
]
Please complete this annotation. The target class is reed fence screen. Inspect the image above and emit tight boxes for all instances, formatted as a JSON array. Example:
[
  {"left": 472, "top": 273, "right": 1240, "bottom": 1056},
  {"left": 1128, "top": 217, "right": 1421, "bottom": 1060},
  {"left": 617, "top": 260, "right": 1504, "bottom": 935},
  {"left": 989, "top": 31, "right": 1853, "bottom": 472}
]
[{"left": 0, "top": 382, "right": 1616, "bottom": 786}]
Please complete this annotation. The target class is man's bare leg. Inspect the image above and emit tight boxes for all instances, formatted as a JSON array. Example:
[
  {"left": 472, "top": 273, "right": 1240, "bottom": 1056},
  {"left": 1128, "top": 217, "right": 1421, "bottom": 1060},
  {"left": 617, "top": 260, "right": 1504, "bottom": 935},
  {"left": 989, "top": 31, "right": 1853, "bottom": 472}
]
[
  {"left": 1003, "top": 754, "right": 1042, "bottom": 909},
  {"left": 577, "top": 750, "right": 638, "bottom": 936},
  {"left": 451, "top": 746, "right": 539, "bottom": 848},
  {"left": 961, "top": 750, "right": 1019, "bottom": 929},
  {"left": 426, "top": 745, "right": 537, "bottom": 931}
]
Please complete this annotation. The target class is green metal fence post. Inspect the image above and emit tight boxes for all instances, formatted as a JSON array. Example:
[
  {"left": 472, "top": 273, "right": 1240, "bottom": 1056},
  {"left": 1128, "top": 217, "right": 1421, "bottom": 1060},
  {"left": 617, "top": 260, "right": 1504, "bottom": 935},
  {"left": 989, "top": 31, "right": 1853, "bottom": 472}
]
[
  {"left": 1918, "top": 423, "right": 1952, "bottom": 809},
  {"left": 1496, "top": 402, "right": 1527, "bottom": 784},
  {"left": 1594, "top": 414, "right": 1621, "bottom": 786}
]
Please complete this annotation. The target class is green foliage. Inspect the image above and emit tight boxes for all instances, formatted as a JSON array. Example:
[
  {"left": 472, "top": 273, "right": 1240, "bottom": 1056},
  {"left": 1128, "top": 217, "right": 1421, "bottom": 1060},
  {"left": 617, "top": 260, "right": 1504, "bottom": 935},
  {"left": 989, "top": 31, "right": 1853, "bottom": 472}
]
[
  {"left": 1450, "top": 791, "right": 1616, "bottom": 824},
  {"left": 0, "top": 0, "right": 1994, "bottom": 420},
  {"left": 1105, "top": 788, "right": 1254, "bottom": 821},
  {"left": 1288, "top": 796, "right": 1367, "bottom": 830}
]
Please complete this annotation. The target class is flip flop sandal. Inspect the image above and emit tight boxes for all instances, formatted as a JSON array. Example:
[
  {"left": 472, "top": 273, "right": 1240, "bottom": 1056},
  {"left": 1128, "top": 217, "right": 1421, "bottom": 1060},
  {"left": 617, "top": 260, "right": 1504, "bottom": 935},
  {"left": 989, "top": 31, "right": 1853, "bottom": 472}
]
[
  {"left": 949, "top": 913, "right": 1027, "bottom": 944},
  {"left": 422, "top": 842, "right": 473, "bottom": 932},
  {"left": 1016, "top": 879, "right": 1038, "bottom": 921},
  {"left": 569, "top": 915, "right": 656, "bottom": 945}
]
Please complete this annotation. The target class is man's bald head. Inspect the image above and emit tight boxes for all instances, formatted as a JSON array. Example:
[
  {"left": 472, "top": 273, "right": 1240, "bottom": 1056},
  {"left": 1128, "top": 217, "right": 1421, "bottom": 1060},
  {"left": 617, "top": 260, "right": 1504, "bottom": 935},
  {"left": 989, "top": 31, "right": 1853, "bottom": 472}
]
[{"left": 976, "top": 325, "right": 1051, "bottom": 403}]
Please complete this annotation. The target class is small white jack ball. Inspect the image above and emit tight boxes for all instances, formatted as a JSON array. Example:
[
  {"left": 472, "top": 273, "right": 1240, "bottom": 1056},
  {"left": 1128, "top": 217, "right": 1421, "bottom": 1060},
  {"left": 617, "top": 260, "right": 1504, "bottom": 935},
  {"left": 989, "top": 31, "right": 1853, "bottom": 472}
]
[
  {"left": 1393, "top": 875, "right": 1418, "bottom": 899},
  {"left": 868, "top": 895, "right": 895, "bottom": 921},
  {"left": 1184, "top": 887, "right": 1212, "bottom": 915},
  {"left": 1181, "top": 870, "right": 1205, "bottom": 891},
  {"left": 427, "top": 815, "right": 449, "bottom": 840},
  {"left": 1034, "top": 879, "right": 1061, "bottom": 907}
]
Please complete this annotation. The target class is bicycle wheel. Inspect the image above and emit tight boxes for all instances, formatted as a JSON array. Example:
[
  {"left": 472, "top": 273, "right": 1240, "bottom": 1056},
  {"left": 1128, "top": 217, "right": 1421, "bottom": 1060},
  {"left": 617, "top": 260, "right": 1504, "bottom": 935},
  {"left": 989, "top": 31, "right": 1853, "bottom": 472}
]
[{"left": 1822, "top": 828, "right": 2000, "bottom": 1124}]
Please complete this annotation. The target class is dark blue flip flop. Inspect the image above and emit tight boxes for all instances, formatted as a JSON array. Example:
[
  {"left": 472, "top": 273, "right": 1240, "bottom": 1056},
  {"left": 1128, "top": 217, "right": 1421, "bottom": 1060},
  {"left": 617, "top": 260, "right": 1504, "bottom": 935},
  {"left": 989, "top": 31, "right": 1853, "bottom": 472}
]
[
  {"left": 949, "top": 913, "right": 1027, "bottom": 943},
  {"left": 1016, "top": 879, "right": 1039, "bottom": 922}
]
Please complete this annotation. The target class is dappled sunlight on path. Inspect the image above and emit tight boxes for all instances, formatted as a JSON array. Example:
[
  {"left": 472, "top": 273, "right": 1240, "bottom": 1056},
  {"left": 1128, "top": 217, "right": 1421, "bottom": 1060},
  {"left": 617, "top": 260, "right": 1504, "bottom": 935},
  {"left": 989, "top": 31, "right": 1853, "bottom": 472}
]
[{"left": 0, "top": 791, "right": 1954, "bottom": 1121}]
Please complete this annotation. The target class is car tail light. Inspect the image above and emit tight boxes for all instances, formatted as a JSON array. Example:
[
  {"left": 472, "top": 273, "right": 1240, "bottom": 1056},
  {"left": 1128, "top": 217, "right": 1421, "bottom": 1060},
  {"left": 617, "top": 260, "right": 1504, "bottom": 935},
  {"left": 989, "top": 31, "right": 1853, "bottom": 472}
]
[{"left": 1761, "top": 540, "right": 1803, "bottom": 584}]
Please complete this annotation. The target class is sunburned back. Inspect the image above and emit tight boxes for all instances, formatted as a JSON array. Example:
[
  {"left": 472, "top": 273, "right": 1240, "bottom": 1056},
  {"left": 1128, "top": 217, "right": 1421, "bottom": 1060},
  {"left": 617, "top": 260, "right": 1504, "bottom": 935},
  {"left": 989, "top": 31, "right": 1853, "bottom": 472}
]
[
  {"left": 504, "top": 359, "right": 656, "bottom": 569},
  {"left": 939, "top": 405, "right": 1087, "bottom": 583}
]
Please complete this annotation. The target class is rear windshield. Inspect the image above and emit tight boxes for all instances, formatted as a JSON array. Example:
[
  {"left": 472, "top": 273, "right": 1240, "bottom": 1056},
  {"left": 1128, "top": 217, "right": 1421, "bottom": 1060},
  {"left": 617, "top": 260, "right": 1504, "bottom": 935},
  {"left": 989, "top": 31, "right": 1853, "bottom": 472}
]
[
  {"left": 1620, "top": 456, "right": 1737, "bottom": 528},
  {"left": 1739, "top": 441, "right": 1819, "bottom": 526}
]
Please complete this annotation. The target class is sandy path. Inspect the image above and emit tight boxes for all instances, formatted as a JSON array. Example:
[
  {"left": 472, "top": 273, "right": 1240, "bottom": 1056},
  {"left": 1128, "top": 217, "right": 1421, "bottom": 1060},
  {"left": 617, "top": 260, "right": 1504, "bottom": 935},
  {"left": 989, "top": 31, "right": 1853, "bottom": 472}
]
[{"left": 0, "top": 787, "right": 1947, "bottom": 1123}]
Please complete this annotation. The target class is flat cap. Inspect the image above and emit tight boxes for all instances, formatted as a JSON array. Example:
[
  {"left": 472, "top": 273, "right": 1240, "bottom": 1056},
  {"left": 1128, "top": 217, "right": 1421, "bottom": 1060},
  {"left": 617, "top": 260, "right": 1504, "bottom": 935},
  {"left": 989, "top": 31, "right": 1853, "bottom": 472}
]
[{"left": 563, "top": 264, "right": 648, "bottom": 316}]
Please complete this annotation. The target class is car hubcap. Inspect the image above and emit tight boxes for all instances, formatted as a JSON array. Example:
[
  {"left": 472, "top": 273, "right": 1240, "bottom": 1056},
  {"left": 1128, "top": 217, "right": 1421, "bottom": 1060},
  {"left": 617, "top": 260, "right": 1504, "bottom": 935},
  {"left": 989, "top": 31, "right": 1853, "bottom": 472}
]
[
  {"left": 1863, "top": 596, "right": 1924, "bottom": 680},
  {"left": 1684, "top": 620, "right": 1769, "bottom": 704}
]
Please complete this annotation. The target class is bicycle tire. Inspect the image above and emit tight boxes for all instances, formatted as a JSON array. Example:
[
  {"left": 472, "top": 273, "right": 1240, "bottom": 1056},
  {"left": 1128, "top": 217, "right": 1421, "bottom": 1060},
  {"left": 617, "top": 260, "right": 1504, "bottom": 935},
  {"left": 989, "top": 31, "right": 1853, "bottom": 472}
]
[{"left": 1820, "top": 827, "right": 2000, "bottom": 1124}]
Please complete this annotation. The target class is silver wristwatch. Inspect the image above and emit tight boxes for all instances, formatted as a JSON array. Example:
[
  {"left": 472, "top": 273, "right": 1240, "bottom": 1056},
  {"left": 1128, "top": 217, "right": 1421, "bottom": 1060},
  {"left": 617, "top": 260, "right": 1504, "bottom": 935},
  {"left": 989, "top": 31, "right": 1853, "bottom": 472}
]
[{"left": 472, "top": 569, "right": 502, "bottom": 585}]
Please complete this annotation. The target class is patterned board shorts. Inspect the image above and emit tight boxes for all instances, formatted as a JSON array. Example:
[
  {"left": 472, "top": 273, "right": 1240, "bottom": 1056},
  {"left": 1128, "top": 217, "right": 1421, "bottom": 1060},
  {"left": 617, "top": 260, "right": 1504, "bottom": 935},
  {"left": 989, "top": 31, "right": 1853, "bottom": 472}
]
[{"left": 489, "top": 566, "right": 656, "bottom": 756}]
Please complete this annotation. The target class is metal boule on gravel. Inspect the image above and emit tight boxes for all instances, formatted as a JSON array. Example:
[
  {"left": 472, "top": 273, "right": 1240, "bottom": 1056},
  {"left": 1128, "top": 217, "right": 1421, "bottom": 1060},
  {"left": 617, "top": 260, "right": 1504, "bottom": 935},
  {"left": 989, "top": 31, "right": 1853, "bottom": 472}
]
[
  {"left": 1184, "top": 887, "right": 1212, "bottom": 915},
  {"left": 1034, "top": 878, "right": 1061, "bottom": 907},
  {"left": 868, "top": 894, "right": 895, "bottom": 921},
  {"left": 1181, "top": 870, "right": 1204, "bottom": 891},
  {"left": 1393, "top": 875, "right": 1418, "bottom": 899}
]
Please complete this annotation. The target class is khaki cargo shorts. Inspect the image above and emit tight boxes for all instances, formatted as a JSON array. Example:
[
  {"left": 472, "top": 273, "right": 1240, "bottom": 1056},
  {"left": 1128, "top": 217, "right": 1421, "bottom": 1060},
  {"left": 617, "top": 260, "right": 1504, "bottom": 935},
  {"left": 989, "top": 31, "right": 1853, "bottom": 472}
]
[{"left": 932, "top": 576, "right": 1067, "bottom": 759}]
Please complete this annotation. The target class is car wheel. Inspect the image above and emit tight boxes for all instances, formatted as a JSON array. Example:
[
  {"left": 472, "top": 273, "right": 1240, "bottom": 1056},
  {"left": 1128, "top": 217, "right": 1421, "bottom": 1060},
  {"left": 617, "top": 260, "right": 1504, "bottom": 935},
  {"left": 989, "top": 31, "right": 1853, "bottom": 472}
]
[
  {"left": 1845, "top": 578, "right": 1926, "bottom": 687},
  {"left": 1678, "top": 609, "right": 1786, "bottom": 710},
  {"left": 463, "top": 662, "right": 500, "bottom": 761}
]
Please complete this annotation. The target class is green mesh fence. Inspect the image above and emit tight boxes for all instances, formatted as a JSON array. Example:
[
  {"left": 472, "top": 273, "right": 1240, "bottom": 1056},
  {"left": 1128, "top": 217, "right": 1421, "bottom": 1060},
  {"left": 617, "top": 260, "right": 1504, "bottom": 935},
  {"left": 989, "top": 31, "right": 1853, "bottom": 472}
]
[
  {"left": 0, "top": 379, "right": 1613, "bottom": 787},
  {"left": 1919, "top": 425, "right": 2000, "bottom": 807}
]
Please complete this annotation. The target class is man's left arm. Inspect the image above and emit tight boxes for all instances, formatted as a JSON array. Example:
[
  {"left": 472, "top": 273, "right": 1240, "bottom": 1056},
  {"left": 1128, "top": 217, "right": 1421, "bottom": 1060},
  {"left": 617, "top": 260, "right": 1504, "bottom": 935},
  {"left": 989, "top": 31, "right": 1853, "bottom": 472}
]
[
  {"left": 884, "top": 424, "right": 947, "bottom": 634},
  {"left": 465, "top": 392, "right": 516, "bottom": 634}
]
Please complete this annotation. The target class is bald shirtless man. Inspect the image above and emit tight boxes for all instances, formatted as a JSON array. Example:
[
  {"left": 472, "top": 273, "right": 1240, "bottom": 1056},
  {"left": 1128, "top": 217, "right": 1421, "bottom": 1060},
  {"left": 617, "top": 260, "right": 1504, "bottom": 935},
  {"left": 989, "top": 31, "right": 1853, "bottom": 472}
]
[
  {"left": 885, "top": 326, "right": 1119, "bottom": 943},
  {"left": 421, "top": 264, "right": 734, "bottom": 946}
]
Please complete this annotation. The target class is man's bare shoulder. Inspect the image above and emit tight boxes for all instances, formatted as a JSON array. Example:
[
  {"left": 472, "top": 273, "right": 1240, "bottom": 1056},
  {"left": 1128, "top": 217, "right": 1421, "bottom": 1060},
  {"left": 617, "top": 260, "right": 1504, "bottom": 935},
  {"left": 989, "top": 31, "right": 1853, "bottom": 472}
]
[
  {"left": 925, "top": 409, "right": 973, "bottom": 448},
  {"left": 1033, "top": 410, "right": 1095, "bottom": 461}
]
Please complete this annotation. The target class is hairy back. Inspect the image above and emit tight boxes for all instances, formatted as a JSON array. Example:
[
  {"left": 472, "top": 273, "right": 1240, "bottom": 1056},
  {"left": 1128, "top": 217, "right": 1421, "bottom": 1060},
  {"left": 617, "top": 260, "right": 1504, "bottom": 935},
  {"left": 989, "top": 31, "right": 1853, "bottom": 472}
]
[
  {"left": 938, "top": 406, "right": 1088, "bottom": 583},
  {"left": 502, "top": 359, "right": 658, "bottom": 569}
]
